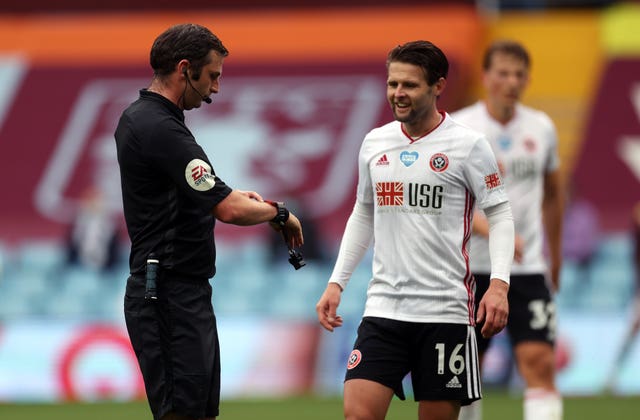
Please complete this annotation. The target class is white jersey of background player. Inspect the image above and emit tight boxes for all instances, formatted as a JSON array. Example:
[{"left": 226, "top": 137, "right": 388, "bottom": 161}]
[
  {"left": 453, "top": 40, "right": 564, "bottom": 420},
  {"left": 455, "top": 102, "right": 559, "bottom": 275}
]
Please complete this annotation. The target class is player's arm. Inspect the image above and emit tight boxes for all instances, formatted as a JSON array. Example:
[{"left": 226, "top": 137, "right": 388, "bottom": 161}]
[
  {"left": 477, "top": 201, "right": 514, "bottom": 338},
  {"left": 472, "top": 209, "right": 523, "bottom": 263},
  {"left": 316, "top": 200, "right": 374, "bottom": 332},
  {"left": 542, "top": 168, "right": 564, "bottom": 292},
  {"left": 212, "top": 189, "right": 303, "bottom": 249},
  {"left": 472, "top": 210, "right": 490, "bottom": 237}
]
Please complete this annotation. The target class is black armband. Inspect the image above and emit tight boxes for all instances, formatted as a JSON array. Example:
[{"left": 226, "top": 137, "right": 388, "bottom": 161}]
[{"left": 266, "top": 200, "right": 290, "bottom": 226}]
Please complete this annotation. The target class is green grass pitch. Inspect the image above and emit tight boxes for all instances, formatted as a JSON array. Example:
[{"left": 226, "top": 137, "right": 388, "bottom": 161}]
[{"left": 0, "top": 392, "right": 638, "bottom": 419}]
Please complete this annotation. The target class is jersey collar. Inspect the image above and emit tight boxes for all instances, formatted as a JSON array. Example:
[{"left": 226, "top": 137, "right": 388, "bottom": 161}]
[{"left": 401, "top": 111, "right": 446, "bottom": 144}]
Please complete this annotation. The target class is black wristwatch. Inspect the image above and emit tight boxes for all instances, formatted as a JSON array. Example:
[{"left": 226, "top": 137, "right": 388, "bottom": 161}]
[{"left": 267, "top": 200, "right": 290, "bottom": 226}]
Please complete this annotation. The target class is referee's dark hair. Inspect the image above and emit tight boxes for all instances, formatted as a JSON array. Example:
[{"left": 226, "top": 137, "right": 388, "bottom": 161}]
[
  {"left": 483, "top": 39, "right": 531, "bottom": 70},
  {"left": 150, "top": 23, "right": 229, "bottom": 80},
  {"left": 386, "top": 40, "right": 449, "bottom": 86}
]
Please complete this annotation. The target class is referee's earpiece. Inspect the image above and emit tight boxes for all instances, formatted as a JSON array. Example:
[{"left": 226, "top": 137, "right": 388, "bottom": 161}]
[{"left": 182, "top": 65, "right": 212, "bottom": 104}]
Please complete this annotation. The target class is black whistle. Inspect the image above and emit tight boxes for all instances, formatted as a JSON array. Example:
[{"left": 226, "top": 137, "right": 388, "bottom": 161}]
[
  {"left": 288, "top": 248, "right": 306, "bottom": 270},
  {"left": 145, "top": 253, "right": 159, "bottom": 300}
]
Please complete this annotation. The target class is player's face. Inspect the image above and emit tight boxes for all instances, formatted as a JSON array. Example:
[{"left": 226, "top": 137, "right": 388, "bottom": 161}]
[
  {"left": 184, "top": 50, "right": 224, "bottom": 110},
  {"left": 483, "top": 52, "right": 529, "bottom": 110},
  {"left": 387, "top": 62, "right": 444, "bottom": 133}
]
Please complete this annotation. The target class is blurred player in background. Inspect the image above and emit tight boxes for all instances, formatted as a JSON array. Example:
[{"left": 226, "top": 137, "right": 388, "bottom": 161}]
[
  {"left": 64, "top": 186, "right": 121, "bottom": 273},
  {"left": 316, "top": 40, "right": 514, "bottom": 420},
  {"left": 114, "top": 23, "right": 303, "bottom": 420},
  {"left": 453, "top": 40, "right": 564, "bottom": 420},
  {"left": 604, "top": 201, "right": 640, "bottom": 392}
]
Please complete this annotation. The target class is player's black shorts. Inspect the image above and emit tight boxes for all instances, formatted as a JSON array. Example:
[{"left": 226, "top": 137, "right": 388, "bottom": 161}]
[
  {"left": 473, "top": 273, "right": 556, "bottom": 354},
  {"left": 344, "top": 317, "right": 481, "bottom": 405},
  {"left": 124, "top": 273, "right": 220, "bottom": 420}
]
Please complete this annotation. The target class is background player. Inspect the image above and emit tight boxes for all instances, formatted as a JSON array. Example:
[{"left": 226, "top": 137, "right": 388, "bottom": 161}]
[{"left": 453, "top": 40, "right": 564, "bottom": 420}]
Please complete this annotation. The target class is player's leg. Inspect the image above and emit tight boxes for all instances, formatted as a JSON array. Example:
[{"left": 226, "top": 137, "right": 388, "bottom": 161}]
[
  {"left": 343, "top": 317, "right": 411, "bottom": 420},
  {"left": 514, "top": 341, "right": 555, "bottom": 388},
  {"left": 412, "top": 324, "right": 481, "bottom": 420},
  {"left": 457, "top": 399, "right": 482, "bottom": 420},
  {"left": 509, "top": 274, "right": 562, "bottom": 420},
  {"left": 458, "top": 274, "right": 492, "bottom": 420},
  {"left": 514, "top": 341, "right": 561, "bottom": 419},
  {"left": 344, "top": 379, "right": 395, "bottom": 420},
  {"left": 522, "top": 386, "right": 562, "bottom": 420},
  {"left": 418, "top": 400, "right": 460, "bottom": 420}
]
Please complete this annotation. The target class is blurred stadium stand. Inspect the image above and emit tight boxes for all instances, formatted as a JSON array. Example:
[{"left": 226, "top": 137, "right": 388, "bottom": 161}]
[
  {"left": 557, "top": 234, "right": 636, "bottom": 311},
  {"left": 0, "top": 235, "right": 634, "bottom": 321},
  {"left": 0, "top": 0, "right": 616, "bottom": 13},
  {"left": 1, "top": 0, "right": 474, "bottom": 13}
]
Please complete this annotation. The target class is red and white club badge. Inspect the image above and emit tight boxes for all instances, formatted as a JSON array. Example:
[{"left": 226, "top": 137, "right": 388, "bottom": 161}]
[
  {"left": 347, "top": 349, "right": 362, "bottom": 370},
  {"left": 429, "top": 153, "right": 449, "bottom": 172}
]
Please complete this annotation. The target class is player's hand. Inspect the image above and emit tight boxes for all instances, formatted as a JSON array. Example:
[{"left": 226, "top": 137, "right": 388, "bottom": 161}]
[
  {"left": 549, "top": 261, "right": 561, "bottom": 293},
  {"left": 316, "top": 283, "right": 344, "bottom": 332},
  {"left": 514, "top": 234, "right": 525, "bottom": 263},
  {"left": 476, "top": 278, "right": 509, "bottom": 338}
]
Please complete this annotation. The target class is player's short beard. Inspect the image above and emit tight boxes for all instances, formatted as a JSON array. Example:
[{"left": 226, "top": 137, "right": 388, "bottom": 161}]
[{"left": 392, "top": 105, "right": 422, "bottom": 125}]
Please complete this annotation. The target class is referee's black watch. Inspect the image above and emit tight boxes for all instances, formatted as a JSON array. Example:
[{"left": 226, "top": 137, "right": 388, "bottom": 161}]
[{"left": 267, "top": 200, "right": 290, "bottom": 226}]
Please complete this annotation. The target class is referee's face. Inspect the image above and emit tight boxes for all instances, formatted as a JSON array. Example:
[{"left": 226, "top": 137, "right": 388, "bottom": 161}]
[{"left": 184, "top": 50, "right": 225, "bottom": 110}]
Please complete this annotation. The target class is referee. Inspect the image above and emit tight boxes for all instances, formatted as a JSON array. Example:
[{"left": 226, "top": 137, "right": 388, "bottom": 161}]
[{"left": 114, "top": 23, "right": 303, "bottom": 420}]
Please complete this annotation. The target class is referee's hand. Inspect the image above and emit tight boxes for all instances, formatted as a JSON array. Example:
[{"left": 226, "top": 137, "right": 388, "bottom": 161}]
[
  {"left": 280, "top": 212, "right": 304, "bottom": 249},
  {"left": 477, "top": 278, "right": 509, "bottom": 338},
  {"left": 316, "top": 283, "right": 344, "bottom": 332}
]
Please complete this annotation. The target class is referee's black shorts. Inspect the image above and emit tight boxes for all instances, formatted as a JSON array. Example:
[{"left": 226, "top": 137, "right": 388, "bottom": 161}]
[{"left": 124, "top": 273, "right": 220, "bottom": 420}]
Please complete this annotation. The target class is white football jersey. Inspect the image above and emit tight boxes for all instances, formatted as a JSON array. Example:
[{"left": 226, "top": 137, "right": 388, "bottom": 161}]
[
  {"left": 357, "top": 112, "right": 508, "bottom": 325},
  {"left": 451, "top": 102, "right": 559, "bottom": 274}
]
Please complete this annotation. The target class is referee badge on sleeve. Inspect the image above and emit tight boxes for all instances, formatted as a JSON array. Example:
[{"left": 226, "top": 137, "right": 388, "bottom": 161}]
[{"left": 185, "top": 159, "right": 216, "bottom": 191}]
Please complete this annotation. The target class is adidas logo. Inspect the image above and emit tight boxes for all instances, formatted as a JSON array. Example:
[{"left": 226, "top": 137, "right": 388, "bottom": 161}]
[
  {"left": 376, "top": 154, "right": 390, "bottom": 166},
  {"left": 446, "top": 376, "right": 462, "bottom": 389}
]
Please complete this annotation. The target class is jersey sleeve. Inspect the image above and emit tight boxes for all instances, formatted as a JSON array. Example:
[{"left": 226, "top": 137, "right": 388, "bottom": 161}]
[
  {"left": 355, "top": 136, "right": 375, "bottom": 205},
  {"left": 331, "top": 135, "right": 375, "bottom": 289},
  {"left": 464, "top": 136, "right": 509, "bottom": 210},
  {"left": 147, "top": 119, "right": 232, "bottom": 212}
]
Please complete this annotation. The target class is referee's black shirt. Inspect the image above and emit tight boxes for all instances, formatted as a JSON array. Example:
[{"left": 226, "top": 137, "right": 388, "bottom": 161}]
[{"left": 115, "top": 89, "right": 232, "bottom": 279}]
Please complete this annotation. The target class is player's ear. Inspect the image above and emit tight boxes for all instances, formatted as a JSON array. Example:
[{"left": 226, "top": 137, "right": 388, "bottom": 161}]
[{"left": 434, "top": 77, "right": 447, "bottom": 97}]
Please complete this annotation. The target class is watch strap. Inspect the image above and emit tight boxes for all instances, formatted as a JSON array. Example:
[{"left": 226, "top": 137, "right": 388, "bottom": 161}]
[{"left": 266, "top": 200, "right": 290, "bottom": 226}]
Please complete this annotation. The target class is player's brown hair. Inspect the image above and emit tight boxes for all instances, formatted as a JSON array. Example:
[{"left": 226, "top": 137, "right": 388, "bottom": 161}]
[
  {"left": 482, "top": 40, "right": 530, "bottom": 70},
  {"left": 386, "top": 40, "right": 449, "bottom": 86}
]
